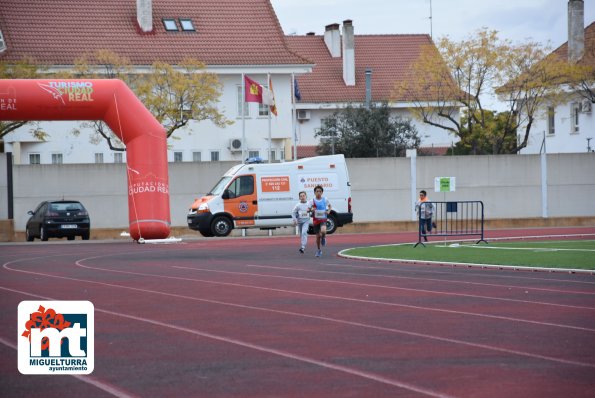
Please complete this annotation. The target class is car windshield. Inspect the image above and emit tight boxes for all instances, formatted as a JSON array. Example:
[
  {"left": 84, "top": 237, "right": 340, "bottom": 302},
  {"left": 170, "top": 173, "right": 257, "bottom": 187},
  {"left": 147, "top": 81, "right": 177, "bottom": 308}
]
[
  {"left": 50, "top": 202, "right": 83, "bottom": 211},
  {"left": 207, "top": 177, "right": 232, "bottom": 196}
]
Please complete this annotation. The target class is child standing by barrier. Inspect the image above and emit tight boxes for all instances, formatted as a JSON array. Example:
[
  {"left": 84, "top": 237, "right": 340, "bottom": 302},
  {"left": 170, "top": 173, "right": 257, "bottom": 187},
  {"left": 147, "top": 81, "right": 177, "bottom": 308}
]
[{"left": 292, "top": 191, "right": 310, "bottom": 254}]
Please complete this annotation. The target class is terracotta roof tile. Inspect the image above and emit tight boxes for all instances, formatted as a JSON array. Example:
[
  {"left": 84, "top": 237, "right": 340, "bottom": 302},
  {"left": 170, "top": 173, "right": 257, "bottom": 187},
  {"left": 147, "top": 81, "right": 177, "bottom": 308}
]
[
  {"left": 0, "top": 0, "right": 310, "bottom": 66},
  {"left": 286, "top": 34, "right": 443, "bottom": 103},
  {"left": 296, "top": 145, "right": 319, "bottom": 159}
]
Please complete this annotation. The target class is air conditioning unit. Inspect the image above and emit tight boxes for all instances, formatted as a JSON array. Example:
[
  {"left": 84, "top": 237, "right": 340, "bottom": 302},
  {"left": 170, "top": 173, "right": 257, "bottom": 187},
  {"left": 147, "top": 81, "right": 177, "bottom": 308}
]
[
  {"left": 581, "top": 98, "right": 592, "bottom": 113},
  {"left": 229, "top": 138, "right": 243, "bottom": 152},
  {"left": 297, "top": 110, "right": 311, "bottom": 120}
]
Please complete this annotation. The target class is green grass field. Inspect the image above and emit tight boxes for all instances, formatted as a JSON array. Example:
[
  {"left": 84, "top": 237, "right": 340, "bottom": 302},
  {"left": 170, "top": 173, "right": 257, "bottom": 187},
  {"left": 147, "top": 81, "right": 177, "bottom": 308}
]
[{"left": 342, "top": 240, "right": 595, "bottom": 270}]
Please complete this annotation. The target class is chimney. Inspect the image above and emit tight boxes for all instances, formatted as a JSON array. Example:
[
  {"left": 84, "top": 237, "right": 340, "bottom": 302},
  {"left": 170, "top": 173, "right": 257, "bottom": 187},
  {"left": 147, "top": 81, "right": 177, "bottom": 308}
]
[
  {"left": 137, "top": 0, "right": 153, "bottom": 33},
  {"left": 342, "top": 20, "right": 355, "bottom": 86},
  {"left": 324, "top": 23, "right": 341, "bottom": 57},
  {"left": 568, "top": 0, "right": 584, "bottom": 62}
]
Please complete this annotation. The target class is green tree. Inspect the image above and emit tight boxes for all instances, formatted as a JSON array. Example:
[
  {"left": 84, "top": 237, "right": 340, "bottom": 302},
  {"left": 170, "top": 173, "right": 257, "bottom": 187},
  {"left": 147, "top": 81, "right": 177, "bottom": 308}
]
[
  {"left": 449, "top": 109, "right": 517, "bottom": 155},
  {"left": 315, "top": 103, "right": 420, "bottom": 157},
  {"left": 395, "top": 29, "right": 570, "bottom": 154},
  {"left": 0, "top": 57, "right": 48, "bottom": 142},
  {"left": 74, "top": 50, "right": 231, "bottom": 151}
]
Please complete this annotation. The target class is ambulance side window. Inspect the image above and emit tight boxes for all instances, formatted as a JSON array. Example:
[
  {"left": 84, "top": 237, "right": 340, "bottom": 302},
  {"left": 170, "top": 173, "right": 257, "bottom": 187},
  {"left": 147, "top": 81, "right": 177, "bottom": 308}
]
[{"left": 229, "top": 175, "right": 254, "bottom": 197}]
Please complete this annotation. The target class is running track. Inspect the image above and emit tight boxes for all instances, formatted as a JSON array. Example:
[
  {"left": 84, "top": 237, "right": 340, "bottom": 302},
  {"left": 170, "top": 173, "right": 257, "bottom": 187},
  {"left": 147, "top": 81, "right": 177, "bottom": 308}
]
[{"left": 1, "top": 227, "right": 594, "bottom": 397}]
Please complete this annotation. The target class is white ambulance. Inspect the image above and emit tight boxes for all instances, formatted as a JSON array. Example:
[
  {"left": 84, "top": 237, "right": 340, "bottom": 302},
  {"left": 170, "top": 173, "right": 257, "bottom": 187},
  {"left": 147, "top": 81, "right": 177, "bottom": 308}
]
[{"left": 187, "top": 154, "right": 353, "bottom": 237}]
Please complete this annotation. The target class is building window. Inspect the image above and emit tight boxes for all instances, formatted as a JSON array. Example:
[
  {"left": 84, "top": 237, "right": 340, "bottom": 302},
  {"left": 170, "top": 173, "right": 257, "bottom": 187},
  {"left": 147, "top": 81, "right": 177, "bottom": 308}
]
[
  {"left": 179, "top": 18, "right": 195, "bottom": 31},
  {"left": 572, "top": 103, "right": 580, "bottom": 133},
  {"left": 95, "top": 153, "right": 104, "bottom": 164},
  {"left": 51, "top": 153, "right": 63, "bottom": 164},
  {"left": 270, "top": 150, "right": 276, "bottom": 162},
  {"left": 210, "top": 151, "right": 219, "bottom": 161},
  {"left": 163, "top": 18, "right": 178, "bottom": 31},
  {"left": 192, "top": 151, "right": 201, "bottom": 162},
  {"left": 280, "top": 149, "right": 285, "bottom": 160},
  {"left": 248, "top": 150, "right": 259, "bottom": 159},
  {"left": 259, "top": 103, "right": 270, "bottom": 117},
  {"left": 237, "top": 86, "right": 249, "bottom": 117},
  {"left": 0, "top": 30, "right": 6, "bottom": 53},
  {"left": 547, "top": 107, "right": 555, "bottom": 135},
  {"left": 174, "top": 151, "right": 183, "bottom": 162},
  {"left": 258, "top": 84, "right": 270, "bottom": 116},
  {"left": 114, "top": 152, "right": 123, "bottom": 163},
  {"left": 29, "top": 153, "right": 41, "bottom": 165}
]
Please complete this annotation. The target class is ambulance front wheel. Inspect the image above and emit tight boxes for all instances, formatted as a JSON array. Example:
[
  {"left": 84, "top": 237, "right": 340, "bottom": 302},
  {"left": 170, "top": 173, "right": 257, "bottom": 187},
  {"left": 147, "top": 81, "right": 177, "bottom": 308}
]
[
  {"left": 211, "top": 215, "right": 233, "bottom": 237},
  {"left": 307, "top": 215, "right": 338, "bottom": 235},
  {"left": 326, "top": 214, "right": 338, "bottom": 234}
]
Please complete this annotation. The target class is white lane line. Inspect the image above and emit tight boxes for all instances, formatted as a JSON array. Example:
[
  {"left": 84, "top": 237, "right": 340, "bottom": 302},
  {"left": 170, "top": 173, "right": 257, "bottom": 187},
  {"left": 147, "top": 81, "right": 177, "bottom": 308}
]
[
  {"left": 0, "top": 286, "right": 452, "bottom": 398},
  {"left": 68, "top": 260, "right": 595, "bottom": 332},
  {"left": 2, "top": 284, "right": 592, "bottom": 369},
  {"left": 172, "top": 266, "right": 595, "bottom": 311},
  {"left": 5, "top": 255, "right": 593, "bottom": 332},
  {"left": 244, "top": 264, "right": 595, "bottom": 296},
  {"left": 0, "top": 336, "right": 138, "bottom": 398}
]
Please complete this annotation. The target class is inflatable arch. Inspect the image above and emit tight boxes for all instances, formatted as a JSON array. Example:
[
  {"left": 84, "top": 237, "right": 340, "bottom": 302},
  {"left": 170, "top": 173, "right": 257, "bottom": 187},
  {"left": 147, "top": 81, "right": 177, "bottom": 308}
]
[{"left": 0, "top": 79, "right": 170, "bottom": 240}]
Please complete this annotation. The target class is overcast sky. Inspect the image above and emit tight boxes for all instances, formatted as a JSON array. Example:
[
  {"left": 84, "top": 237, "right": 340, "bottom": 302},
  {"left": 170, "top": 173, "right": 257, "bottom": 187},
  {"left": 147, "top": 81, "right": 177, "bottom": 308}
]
[{"left": 271, "top": 0, "right": 595, "bottom": 49}]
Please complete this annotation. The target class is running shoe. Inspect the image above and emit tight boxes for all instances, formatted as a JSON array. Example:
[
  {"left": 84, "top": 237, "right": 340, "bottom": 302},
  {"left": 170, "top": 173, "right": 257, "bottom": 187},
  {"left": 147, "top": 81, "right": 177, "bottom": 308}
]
[
  {"left": 299, "top": 247, "right": 304, "bottom": 254},
  {"left": 321, "top": 237, "right": 326, "bottom": 246},
  {"left": 315, "top": 250, "right": 322, "bottom": 257}
]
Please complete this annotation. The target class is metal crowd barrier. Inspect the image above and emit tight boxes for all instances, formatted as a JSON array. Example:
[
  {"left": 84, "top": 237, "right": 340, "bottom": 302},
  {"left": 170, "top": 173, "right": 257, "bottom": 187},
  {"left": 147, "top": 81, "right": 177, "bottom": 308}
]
[{"left": 415, "top": 201, "right": 487, "bottom": 247}]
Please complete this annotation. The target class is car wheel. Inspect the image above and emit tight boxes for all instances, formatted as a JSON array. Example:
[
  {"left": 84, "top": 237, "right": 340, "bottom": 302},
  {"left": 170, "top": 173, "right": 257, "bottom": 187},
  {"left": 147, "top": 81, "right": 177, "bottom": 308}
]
[
  {"left": 26, "top": 228, "right": 34, "bottom": 242},
  {"left": 210, "top": 216, "right": 233, "bottom": 237},
  {"left": 67, "top": 236, "right": 75, "bottom": 241},
  {"left": 199, "top": 229, "right": 214, "bottom": 237},
  {"left": 325, "top": 214, "right": 338, "bottom": 235},
  {"left": 82, "top": 232, "right": 90, "bottom": 240},
  {"left": 40, "top": 227, "right": 48, "bottom": 241}
]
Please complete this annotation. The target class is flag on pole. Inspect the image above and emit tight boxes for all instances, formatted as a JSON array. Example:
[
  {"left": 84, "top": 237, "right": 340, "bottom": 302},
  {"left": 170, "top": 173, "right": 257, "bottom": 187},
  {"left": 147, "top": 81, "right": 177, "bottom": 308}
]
[
  {"left": 294, "top": 78, "right": 301, "bottom": 101},
  {"left": 244, "top": 75, "right": 263, "bottom": 103},
  {"left": 263, "top": 76, "right": 277, "bottom": 116}
]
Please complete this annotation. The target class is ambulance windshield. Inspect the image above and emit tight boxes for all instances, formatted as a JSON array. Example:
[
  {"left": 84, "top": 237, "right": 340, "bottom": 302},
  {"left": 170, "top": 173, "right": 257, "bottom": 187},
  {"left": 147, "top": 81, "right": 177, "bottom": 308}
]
[{"left": 207, "top": 176, "right": 232, "bottom": 196}]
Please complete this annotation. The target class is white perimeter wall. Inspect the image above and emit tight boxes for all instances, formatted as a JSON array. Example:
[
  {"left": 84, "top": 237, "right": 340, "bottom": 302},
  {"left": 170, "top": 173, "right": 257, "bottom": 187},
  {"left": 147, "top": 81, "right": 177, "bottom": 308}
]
[{"left": 2, "top": 153, "right": 594, "bottom": 231}]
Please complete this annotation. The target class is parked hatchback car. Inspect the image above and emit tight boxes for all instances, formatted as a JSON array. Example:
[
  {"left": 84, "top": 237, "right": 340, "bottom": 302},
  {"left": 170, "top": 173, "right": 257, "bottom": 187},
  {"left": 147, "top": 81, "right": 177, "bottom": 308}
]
[{"left": 25, "top": 200, "right": 91, "bottom": 241}]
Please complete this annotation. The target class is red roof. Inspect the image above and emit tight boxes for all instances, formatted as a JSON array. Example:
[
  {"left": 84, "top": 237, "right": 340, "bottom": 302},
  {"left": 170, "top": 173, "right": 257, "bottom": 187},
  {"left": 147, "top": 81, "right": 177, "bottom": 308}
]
[
  {"left": 286, "top": 34, "right": 441, "bottom": 103},
  {"left": 0, "top": 0, "right": 310, "bottom": 66},
  {"left": 550, "top": 21, "right": 595, "bottom": 68}
]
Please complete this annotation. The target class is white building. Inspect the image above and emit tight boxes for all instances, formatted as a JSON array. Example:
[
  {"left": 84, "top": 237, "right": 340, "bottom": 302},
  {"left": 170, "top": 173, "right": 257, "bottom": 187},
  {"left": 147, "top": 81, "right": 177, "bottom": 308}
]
[
  {"left": 519, "top": 1, "right": 595, "bottom": 154},
  {"left": 286, "top": 21, "right": 458, "bottom": 157},
  {"left": 1, "top": 1, "right": 458, "bottom": 164}
]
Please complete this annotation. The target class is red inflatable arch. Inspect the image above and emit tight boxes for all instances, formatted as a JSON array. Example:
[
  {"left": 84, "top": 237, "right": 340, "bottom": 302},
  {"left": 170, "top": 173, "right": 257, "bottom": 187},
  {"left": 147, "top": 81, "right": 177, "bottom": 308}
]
[{"left": 0, "top": 79, "right": 170, "bottom": 240}]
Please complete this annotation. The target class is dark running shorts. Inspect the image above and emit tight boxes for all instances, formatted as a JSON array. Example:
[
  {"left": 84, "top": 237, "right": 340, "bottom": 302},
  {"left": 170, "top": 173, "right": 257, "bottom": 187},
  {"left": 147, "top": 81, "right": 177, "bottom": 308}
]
[{"left": 313, "top": 222, "right": 325, "bottom": 234}]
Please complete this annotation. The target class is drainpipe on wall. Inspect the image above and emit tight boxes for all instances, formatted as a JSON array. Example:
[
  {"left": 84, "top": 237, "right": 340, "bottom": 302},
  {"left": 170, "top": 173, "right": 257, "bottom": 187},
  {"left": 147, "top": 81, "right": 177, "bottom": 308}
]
[
  {"left": 365, "top": 68, "right": 372, "bottom": 109},
  {"left": 7, "top": 152, "right": 13, "bottom": 220}
]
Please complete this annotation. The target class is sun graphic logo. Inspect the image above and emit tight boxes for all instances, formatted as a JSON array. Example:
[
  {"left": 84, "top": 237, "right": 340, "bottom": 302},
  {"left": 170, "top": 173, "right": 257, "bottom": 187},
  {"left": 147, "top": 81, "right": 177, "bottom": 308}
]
[{"left": 18, "top": 301, "right": 94, "bottom": 375}]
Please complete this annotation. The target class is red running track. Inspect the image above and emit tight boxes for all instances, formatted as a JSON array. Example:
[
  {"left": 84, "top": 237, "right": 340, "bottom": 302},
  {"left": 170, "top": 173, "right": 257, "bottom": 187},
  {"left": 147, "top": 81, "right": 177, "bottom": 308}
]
[{"left": 1, "top": 227, "right": 594, "bottom": 397}]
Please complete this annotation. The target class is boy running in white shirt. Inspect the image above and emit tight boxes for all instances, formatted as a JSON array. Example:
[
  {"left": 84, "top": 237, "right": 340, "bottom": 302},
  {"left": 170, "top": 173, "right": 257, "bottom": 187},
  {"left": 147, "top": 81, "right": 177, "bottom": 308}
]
[{"left": 292, "top": 191, "right": 310, "bottom": 254}]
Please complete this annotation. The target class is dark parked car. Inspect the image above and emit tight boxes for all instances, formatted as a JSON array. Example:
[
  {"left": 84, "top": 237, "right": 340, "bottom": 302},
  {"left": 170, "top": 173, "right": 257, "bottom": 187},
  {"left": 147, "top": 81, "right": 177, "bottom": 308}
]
[{"left": 25, "top": 200, "right": 90, "bottom": 241}]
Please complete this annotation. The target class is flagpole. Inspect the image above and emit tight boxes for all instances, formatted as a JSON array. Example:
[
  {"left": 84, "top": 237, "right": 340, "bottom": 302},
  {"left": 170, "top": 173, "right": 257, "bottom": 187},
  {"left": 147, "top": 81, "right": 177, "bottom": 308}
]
[
  {"left": 291, "top": 73, "right": 297, "bottom": 160},
  {"left": 268, "top": 73, "right": 272, "bottom": 163},
  {"left": 241, "top": 73, "right": 246, "bottom": 163}
]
